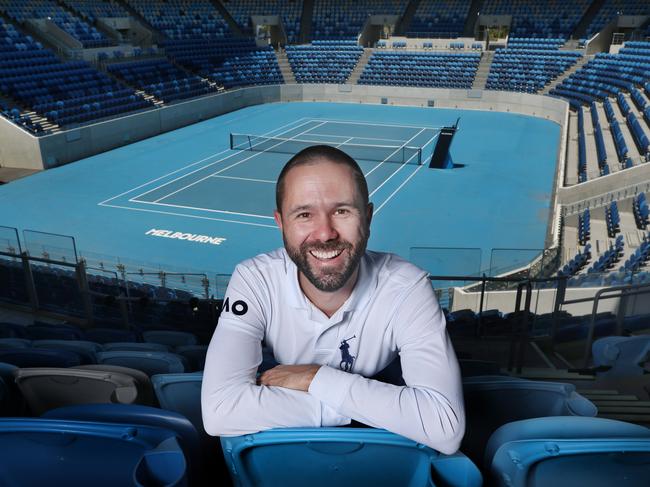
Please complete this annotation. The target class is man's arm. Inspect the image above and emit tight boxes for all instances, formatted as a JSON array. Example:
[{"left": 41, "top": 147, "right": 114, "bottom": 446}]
[
  {"left": 260, "top": 275, "right": 465, "bottom": 454},
  {"left": 200, "top": 264, "right": 350, "bottom": 436}
]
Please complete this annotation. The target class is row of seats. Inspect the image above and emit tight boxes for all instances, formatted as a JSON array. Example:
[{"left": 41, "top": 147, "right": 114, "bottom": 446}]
[
  {"left": 633, "top": 192, "right": 649, "bottom": 229},
  {"left": 358, "top": 51, "right": 480, "bottom": 89},
  {"left": 286, "top": 44, "right": 363, "bottom": 84},
  {"left": 590, "top": 102, "right": 609, "bottom": 173},
  {"left": 586, "top": 0, "right": 650, "bottom": 37},
  {"left": 164, "top": 38, "right": 282, "bottom": 89},
  {"left": 603, "top": 98, "right": 629, "bottom": 164},
  {"left": 222, "top": 0, "right": 302, "bottom": 43},
  {"left": 507, "top": 36, "right": 565, "bottom": 49},
  {"left": 578, "top": 208, "right": 591, "bottom": 245},
  {"left": 619, "top": 233, "right": 650, "bottom": 272},
  {"left": 106, "top": 58, "right": 218, "bottom": 103},
  {"left": 587, "top": 235, "right": 624, "bottom": 273},
  {"left": 576, "top": 106, "right": 588, "bottom": 182},
  {"left": 0, "top": 0, "right": 115, "bottom": 48},
  {"left": 311, "top": 0, "right": 406, "bottom": 40},
  {"left": 62, "top": 0, "right": 130, "bottom": 22},
  {"left": 126, "top": 0, "right": 230, "bottom": 40},
  {"left": 486, "top": 48, "right": 581, "bottom": 93},
  {"left": 559, "top": 244, "right": 591, "bottom": 277},
  {"left": 406, "top": 0, "right": 470, "bottom": 38},
  {"left": 480, "top": 0, "right": 591, "bottom": 39},
  {"left": 605, "top": 200, "right": 621, "bottom": 238}
]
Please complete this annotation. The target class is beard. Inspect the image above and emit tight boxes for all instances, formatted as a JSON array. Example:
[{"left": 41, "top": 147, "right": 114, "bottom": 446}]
[{"left": 284, "top": 230, "right": 368, "bottom": 292}]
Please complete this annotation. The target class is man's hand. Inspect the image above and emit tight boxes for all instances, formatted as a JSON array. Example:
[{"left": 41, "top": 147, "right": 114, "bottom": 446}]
[{"left": 257, "top": 364, "right": 321, "bottom": 392}]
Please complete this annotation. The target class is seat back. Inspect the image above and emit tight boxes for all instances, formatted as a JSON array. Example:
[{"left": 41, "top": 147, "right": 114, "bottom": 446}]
[
  {"left": 0, "top": 348, "right": 84, "bottom": 368},
  {"left": 26, "top": 324, "right": 86, "bottom": 341},
  {"left": 143, "top": 331, "right": 198, "bottom": 348},
  {"left": 151, "top": 373, "right": 204, "bottom": 435},
  {"left": 97, "top": 351, "right": 185, "bottom": 376},
  {"left": 487, "top": 417, "right": 650, "bottom": 487},
  {"left": 75, "top": 364, "right": 156, "bottom": 406},
  {"left": 221, "top": 428, "right": 482, "bottom": 487},
  {"left": 32, "top": 340, "right": 102, "bottom": 364},
  {"left": 43, "top": 403, "right": 202, "bottom": 484},
  {"left": 0, "top": 322, "right": 28, "bottom": 338},
  {"left": 85, "top": 328, "right": 139, "bottom": 344},
  {"left": 0, "top": 418, "right": 187, "bottom": 487},
  {"left": 0, "top": 338, "right": 31, "bottom": 349},
  {"left": 174, "top": 345, "right": 207, "bottom": 372},
  {"left": 104, "top": 342, "right": 170, "bottom": 353},
  {"left": 14, "top": 367, "right": 141, "bottom": 415},
  {"left": 462, "top": 378, "right": 597, "bottom": 464},
  {"left": 592, "top": 335, "right": 650, "bottom": 377}
]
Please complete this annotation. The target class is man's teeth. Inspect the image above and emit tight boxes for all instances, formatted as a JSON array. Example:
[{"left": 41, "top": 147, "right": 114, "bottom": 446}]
[{"left": 310, "top": 249, "right": 343, "bottom": 260}]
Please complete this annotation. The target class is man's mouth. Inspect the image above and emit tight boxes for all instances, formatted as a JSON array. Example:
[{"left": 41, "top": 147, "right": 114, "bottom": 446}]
[{"left": 309, "top": 248, "right": 344, "bottom": 261}]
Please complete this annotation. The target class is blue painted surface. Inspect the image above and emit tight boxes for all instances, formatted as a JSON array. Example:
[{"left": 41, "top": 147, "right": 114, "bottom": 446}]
[{"left": 0, "top": 102, "right": 560, "bottom": 278}]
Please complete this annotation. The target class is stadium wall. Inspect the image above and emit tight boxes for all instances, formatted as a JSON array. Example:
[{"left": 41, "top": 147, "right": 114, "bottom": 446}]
[{"left": 1, "top": 83, "right": 567, "bottom": 167}]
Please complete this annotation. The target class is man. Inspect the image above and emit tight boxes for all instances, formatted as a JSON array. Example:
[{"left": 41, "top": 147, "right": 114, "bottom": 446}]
[{"left": 201, "top": 145, "right": 464, "bottom": 454}]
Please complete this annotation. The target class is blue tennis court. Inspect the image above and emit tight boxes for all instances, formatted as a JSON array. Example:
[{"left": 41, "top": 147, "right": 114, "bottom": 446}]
[{"left": 0, "top": 101, "right": 560, "bottom": 277}]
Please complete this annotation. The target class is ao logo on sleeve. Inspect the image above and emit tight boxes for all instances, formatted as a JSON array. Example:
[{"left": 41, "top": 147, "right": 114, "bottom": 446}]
[{"left": 220, "top": 297, "right": 248, "bottom": 316}]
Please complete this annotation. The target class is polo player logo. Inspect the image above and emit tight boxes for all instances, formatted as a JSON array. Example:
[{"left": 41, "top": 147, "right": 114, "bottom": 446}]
[{"left": 339, "top": 335, "right": 356, "bottom": 372}]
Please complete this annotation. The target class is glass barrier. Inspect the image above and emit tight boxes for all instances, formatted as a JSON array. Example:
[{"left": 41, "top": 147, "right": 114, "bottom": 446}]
[
  {"left": 30, "top": 261, "right": 84, "bottom": 317},
  {"left": 0, "top": 225, "right": 21, "bottom": 254},
  {"left": 23, "top": 230, "right": 78, "bottom": 263}
]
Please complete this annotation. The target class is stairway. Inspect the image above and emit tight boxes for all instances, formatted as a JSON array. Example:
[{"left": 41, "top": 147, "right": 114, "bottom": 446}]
[
  {"left": 347, "top": 49, "right": 372, "bottom": 84},
  {"left": 0, "top": 94, "right": 60, "bottom": 134},
  {"left": 571, "top": 0, "right": 606, "bottom": 40},
  {"left": 115, "top": 0, "right": 165, "bottom": 42},
  {"left": 542, "top": 55, "right": 591, "bottom": 95},
  {"left": 463, "top": 0, "right": 484, "bottom": 38},
  {"left": 299, "top": 0, "right": 314, "bottom": 44},
  {"left": 208, "top": 0, "right": 244, "bottom": 37},
  {"left": 471, "top": 51, "right": 494, "bottom": 90},
  {"left": 276, "top": 50, "right": 296, "bottom": 84},
  {"left": 394, "top": 0, "right": 420, "bottom": 36}
]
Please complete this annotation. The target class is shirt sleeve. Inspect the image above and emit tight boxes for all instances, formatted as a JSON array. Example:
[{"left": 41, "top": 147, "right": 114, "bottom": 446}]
[
  {"left": 201, "top": 263, "right": 350, "bottom": 437},
  {"left": 308, "top": 275, "right": 465, "bottom": 454}
]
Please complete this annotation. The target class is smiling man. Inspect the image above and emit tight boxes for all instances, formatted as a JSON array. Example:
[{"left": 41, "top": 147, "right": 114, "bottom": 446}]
[{"left": 201, "top": 145, "right": 464, "bottom": 454}]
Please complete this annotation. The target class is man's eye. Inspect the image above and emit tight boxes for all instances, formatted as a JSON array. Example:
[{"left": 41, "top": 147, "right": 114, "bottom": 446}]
[
  {"left": 335, "top": 209, "right": 349, "bottom": 215},
  {"left": 296, "top": 212, "right": 310, "bottom": 219}
]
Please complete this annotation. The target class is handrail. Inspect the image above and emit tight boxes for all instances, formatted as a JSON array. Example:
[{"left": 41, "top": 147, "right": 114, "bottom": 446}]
[{"left": 563, "top": 282, "right": 650, "bottom": 367}]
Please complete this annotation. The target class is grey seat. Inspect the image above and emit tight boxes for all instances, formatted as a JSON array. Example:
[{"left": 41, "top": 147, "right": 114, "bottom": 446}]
[{"left": 13, "top": 367, "right": 141, "bottom": 415}]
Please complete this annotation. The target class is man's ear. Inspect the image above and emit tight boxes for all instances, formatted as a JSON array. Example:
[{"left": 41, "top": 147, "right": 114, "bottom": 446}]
[
  {"left": 366, "top": 202, "right": 374, "bottom": 226},
  {"left": 274, "top": 209, "right": 283, "bottom": 230}
]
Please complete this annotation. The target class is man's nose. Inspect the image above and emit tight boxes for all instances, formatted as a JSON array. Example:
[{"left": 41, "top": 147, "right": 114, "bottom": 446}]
[{"left": 313, "top": 214, "right": 338, "bottom": 241}]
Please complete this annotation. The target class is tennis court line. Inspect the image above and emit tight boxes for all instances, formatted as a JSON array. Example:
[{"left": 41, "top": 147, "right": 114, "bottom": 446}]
[
  {"left": 99, "top": 116, "right": 309, "bottom": 206},
  {"left": 371, "top": 131, "right": 440, "bottom": 214},
  {"left": 297, "top": 133, "right": 408, "bottom": 144},
  {"left": 209, "top": 175, "right": 275, "bottom": 184},
  {"left": 365, "top": 128, "right": 428, "bottom": 179},
  {"left": 133, "top": 200, "right": 275, "bottom": 220},
  {"left": 98, "top": 202, "right": 278, "bottom": 228},
  {"left": 309, "top": 118, "right": 446, "bottom": 130},
  {"left": 150, "top": 121, "right": 328, "bottom": 205},
  {"left": 130, "top": 119, "right": 319, "bottom": 203}
]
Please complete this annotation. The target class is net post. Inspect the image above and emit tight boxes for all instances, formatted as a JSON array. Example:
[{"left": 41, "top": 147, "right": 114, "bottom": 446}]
[
  {"left": 229, "top": 133, "right": 234, "bottom": 150},
  {"left": 248, "top": 135, "right": 252, "bottom": 151}
]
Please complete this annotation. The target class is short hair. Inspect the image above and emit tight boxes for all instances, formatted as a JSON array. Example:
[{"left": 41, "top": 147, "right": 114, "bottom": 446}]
[{"left": 275, "top": 145, "right": 369, "bottom": 212}]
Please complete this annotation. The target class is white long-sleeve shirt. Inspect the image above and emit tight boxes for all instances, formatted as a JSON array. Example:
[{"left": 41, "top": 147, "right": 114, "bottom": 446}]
[{"left": 201, "top": 248, "right": 465, "bottom": 454}]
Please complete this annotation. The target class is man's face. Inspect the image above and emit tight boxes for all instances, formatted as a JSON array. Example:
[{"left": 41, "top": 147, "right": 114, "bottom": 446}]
[{"left": 274, "top": 160, "right": 372, "bottom": 292}]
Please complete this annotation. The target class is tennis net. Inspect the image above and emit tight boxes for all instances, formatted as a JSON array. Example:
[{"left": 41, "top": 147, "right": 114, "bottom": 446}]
[{"left": 230, "top": 133, "right": 422, "bottom": 165}]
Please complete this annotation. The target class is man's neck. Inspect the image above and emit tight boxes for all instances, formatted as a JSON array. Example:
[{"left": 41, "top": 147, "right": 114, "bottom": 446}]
[{"left": 299, "top": 267, "right": 359, "bottom": 318}]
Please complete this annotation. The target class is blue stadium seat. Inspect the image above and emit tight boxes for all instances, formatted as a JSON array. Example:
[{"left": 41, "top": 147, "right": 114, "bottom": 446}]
[
  {"left": 0, "top": 418, "right": 187, "bottom": 486},
  {"left": 174, "top": 345, "right": 207, "bottom": 372},
  {"left": 0, "top": 322, "right": 28, "bottom": 338},
  {"left": 462, "top": 378, "right": 597, "bottom": 464},
  {"left": 104, "top": 342, "right": 170, "bottom": 353},
  {"left": 591, "top": 335, "right": 650, "bottom": 377},
  {"left": 143, "top": 330, "right": 198, "bottom": 348},
  {"left": 85, "top": 328, "right": 140, "bottom": 344},
  {"left": 0, "top": 348, "right": 84, "bottom": 368},
  {"left": 97, "top": 351, "right": 186, "bottom": 376},
  {"left": 221, "top": 427, "right": 482, "bottom": 487},
  {"left": 486, "top": 417, "right": 650, "bottom": 487},
  {"left": 0, "top": 338, "right": 31, "bottom": 349},
  {"left": 43, "top": 403, "right": 203, "bottom": 485},
  {"left": 152, "top": 372, "right": 204, "bottom": 434}
]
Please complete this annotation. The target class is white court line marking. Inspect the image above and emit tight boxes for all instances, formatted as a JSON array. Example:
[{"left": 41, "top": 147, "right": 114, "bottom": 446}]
[
  {"left": 99, "top": 203, "right": 278, "bottom": 228},
  {"left": 99, "top": 116, "right": 309, "bottom": 205},
  {"left": 209, "top": 175, "right": 275, "bottom": 184},
  {"left": 151, "top": 121, "right": 327, "bottom": 204},
  {"left": 365, "top": 128, "right": 428, "bottom": 179},
  {"left": 370, "top": 132, "right": 440, "bottom": 214},
  {"left": 303, "top": 133, "right": 407, "bottom": 144},
  {"left": 131, "top": 119, "right": 319, "bottom": 203},
  {"left": 134, "top": 200, "right": 275, "bottom": 220},
  {"left": 374, "top": 164, "right": 427, "bottom": 215},
  {"left": 308, "top": 118, "right": 446, "bottom": 130}
]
